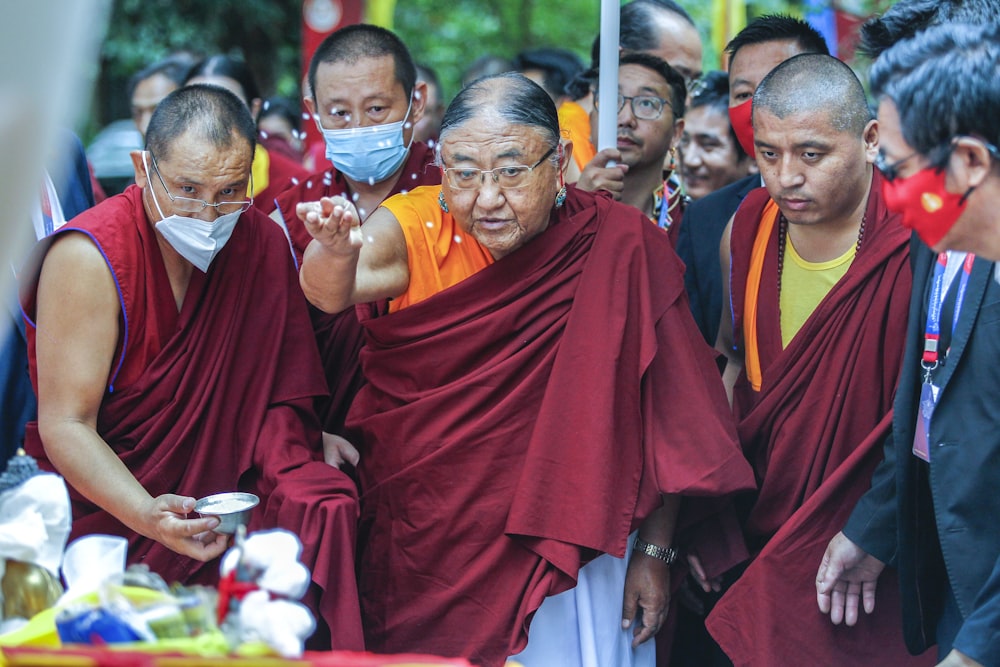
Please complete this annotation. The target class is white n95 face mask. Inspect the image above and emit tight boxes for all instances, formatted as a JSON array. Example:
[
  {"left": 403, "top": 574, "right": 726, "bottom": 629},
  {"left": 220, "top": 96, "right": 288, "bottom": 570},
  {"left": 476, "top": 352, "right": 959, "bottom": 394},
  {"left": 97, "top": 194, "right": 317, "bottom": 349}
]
[
  {"left": 154, "top": 210, "right": 241, "bottom": 273},
  {"left": 143, "top": 153, "right": 242, "bottom": 272}
]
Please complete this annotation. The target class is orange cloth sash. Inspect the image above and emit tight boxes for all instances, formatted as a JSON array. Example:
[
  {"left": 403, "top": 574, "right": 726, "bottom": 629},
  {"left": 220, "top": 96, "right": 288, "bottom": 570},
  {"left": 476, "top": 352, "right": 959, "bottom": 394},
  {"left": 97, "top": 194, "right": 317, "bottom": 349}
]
[
  {"left": 743, "top": 199, "right": 780, "bottom": 391},
  {"left": 380, "top": 185, "right": 494, "bottom": 312}
]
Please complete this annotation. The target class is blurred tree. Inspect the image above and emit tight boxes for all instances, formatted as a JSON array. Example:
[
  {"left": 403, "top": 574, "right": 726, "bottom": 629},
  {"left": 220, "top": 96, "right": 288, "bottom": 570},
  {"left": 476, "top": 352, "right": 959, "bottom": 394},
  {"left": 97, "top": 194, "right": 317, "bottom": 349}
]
[
  {"left": 93, "top": 0, "right": 892, "bottom": 139},
  {"left": 94, "top": 0, "right": 302, "bottom": 138},
  {"left": 393, "top": 0, "right": 599, "bottom": 105}
]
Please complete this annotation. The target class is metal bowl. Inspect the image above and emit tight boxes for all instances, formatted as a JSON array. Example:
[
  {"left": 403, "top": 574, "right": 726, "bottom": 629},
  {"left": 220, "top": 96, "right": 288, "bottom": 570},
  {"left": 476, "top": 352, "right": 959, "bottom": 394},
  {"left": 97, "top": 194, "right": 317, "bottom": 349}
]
[{"left": 194, "top": 492, "right": 259, "bottom": 535}]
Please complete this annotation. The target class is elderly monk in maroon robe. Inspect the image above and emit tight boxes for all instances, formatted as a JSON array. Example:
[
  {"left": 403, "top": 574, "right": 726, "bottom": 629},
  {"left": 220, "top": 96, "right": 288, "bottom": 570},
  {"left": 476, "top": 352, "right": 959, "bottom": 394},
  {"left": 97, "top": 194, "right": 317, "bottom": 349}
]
[
  {"left": 296, "top": 72, "right": 755, "bottom": 667},
  {"left": 19, "top": 85, "right": 363, "bottom": 650},
  {"left": 270, "top": 25, "right": 439, "bottom": 448},
  {"left": 707, "top": 55, "right": 927, "bottom": 665}
]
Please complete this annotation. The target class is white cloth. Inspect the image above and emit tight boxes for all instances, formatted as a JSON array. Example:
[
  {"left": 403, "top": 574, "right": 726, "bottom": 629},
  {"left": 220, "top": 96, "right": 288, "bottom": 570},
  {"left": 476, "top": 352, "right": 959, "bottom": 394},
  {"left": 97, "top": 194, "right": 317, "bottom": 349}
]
[
  {"left": 0, "top": 472, "right": 71, "bottom": 575},
  {"left": 509, "top": 532, "right": 655, "bottom": 667},
  {"left": 59, "top": 534, "right": 128, "bottom": 601}
]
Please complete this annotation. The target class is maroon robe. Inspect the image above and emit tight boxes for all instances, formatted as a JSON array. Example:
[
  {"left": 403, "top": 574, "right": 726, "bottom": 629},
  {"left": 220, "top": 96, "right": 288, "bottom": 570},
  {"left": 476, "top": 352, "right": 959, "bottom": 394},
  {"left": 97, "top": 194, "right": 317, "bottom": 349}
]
[
  {"left": 253, "top": 143, "right": 309, "bottom": 215},
  {"left": 272, "top": 143, "right": 439, "bottom": 436},
  {"left": 20, "top": 185, "right": 364, "bottom": 650},
  {"left": 705, "top": 171, "right": 930, "bottom": 665},
  {"left": 350, "top": 187, "right": 755, "bottom": 667}
]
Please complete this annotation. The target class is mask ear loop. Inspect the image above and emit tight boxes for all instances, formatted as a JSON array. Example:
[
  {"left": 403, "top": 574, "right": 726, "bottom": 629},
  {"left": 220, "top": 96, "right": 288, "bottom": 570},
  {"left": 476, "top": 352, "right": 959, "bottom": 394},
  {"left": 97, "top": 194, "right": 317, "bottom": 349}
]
[{"left": 142, "top": 151, "right": 169, "bottom": 220}]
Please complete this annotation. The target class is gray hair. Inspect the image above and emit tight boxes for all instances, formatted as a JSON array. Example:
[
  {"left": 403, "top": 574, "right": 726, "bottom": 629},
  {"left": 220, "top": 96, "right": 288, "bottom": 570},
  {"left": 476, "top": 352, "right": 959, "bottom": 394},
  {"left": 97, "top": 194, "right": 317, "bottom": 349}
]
[{"left": 439, "top": 73, "right": 561, "bottom": 162}]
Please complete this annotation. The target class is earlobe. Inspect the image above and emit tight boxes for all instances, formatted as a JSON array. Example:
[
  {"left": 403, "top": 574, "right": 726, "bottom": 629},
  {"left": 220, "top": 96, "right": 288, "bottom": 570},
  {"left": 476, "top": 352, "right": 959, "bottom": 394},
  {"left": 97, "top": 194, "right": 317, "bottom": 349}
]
[
  {"left": 130, "top": 150, "right": 149, "bottom": 189},
  {"left": 954, "top": 139, "right": 992, "bottom": 189},
  {"left": 560, "top": 141, "right": 574, "bottom": 176},
  {"left": 863, "top": 119, "right": 879, "bottom": 161},
  {"left": 410, "top": 81, "right": 428, "bottom": 125}
]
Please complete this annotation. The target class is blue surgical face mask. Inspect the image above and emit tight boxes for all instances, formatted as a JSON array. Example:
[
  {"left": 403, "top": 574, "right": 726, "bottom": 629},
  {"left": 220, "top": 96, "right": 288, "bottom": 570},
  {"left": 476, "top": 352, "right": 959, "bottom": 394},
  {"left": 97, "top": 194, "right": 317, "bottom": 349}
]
[
  {"left": 317, "top": 98, "right": 414, "bottom": 184},
  {"left": 143, "top": 154, "right": 242, "bottom": 273}
]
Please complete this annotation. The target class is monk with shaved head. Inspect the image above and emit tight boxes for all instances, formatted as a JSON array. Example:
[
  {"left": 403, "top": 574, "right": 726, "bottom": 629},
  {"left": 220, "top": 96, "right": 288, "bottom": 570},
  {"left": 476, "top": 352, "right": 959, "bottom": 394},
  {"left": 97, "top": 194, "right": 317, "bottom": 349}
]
[{"left": 702, "top": 54, "right": 924, "bottom": 664}]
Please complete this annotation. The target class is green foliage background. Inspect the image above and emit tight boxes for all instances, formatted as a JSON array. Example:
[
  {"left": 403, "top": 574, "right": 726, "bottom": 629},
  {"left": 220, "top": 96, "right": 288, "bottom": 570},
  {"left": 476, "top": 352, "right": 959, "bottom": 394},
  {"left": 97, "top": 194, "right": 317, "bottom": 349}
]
[{"left": 91, "top": 0, "right": 892, "bottom": 141}]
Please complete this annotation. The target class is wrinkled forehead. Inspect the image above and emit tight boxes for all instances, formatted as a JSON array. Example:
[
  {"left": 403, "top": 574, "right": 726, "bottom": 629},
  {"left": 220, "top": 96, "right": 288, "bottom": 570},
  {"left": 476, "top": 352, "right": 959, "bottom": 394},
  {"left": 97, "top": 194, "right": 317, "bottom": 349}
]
[
  {"left": 156, "top": 127, "right": 253, "bottom": 170},
  {"left": 439, "top": 114, "right": 550, "bottom": 163}
]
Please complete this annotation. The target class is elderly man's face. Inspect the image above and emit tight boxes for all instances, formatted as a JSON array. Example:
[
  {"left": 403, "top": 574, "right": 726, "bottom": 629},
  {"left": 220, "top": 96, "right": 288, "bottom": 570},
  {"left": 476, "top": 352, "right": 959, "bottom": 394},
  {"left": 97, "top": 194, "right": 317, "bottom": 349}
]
[
  {"left": 753, "top": 106, "right": 876, "bottom": 228},
  {"left": 308, "top": 54, "right": 425, "bottom": 141},
  {"left": 440, "top": 114, "right": 562, "bottom": 260},
  {"left": 133, "top": 130, "right": 253, "bottom": 224}
]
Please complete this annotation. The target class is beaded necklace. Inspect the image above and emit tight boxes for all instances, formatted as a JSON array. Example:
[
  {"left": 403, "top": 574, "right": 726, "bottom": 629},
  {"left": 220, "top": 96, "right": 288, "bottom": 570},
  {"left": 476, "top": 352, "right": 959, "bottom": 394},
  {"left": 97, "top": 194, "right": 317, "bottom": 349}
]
[{"left": 775, "top": 213, "right": 867, "bottom": 300}]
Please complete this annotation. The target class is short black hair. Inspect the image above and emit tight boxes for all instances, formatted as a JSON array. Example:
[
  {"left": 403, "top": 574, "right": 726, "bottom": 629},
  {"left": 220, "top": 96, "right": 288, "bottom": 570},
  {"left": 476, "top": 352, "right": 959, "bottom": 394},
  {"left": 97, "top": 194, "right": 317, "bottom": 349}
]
[
  {"left": 754, "top": 53, "right": 871, "bottom": 137},
  {"left": 258, "top": 96, "right": 300, "bottom": 131},
  {"left": 870, "top": 22, "right": 1000, "bottom": 159},
  {"left": 725, "top": 14, "right": 830, "bottom": 62},
  {"left": 439, "top": 72, "right": 560, "bottom": 152},
  {"left": 128, "top": 53, "right": 198, "bottom": 102},
  {"left": 308, "top": 24, "right": 416, "bottom": 102},
  {"left": 184, "top": 55, "right": 260, "bottom": 105},
  {"left": 512, "top": 47, "right": 585, "bottom": 102},
  {"left": 858, "top": 0, "right": 1000, "bottom": 60},
  {"left": 688, "top": 70, "right": 745, "bottom": 158},
  {"left": 145, "top": 84, "right": 256, "bottom": 163},
  {"left": 592, "top": 52, "right": 687, "bottom": 119}
]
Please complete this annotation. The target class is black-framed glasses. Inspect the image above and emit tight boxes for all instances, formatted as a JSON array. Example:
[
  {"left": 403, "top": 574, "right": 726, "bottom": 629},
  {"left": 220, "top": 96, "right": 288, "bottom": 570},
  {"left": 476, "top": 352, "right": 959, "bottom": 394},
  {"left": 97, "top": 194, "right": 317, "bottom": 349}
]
[
  {"left": 595, "top": 93, "right": 673, "bottom": 121},
  {"left": 441, "top": 145, "right": 556, "bottom": 191},
  {"left": 149, "top": 152, "right": 253, "bottom": 214},
  {"left": 875, "top": 151, "right": 921, "bottom": 183}
]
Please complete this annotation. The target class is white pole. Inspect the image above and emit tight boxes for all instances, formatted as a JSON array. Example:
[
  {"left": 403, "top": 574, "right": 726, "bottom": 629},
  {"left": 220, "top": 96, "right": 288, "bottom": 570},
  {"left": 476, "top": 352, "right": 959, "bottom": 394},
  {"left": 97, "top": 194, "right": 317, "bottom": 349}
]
[{"left": 597, "top": 0, "right": 620, "bottom": 155}]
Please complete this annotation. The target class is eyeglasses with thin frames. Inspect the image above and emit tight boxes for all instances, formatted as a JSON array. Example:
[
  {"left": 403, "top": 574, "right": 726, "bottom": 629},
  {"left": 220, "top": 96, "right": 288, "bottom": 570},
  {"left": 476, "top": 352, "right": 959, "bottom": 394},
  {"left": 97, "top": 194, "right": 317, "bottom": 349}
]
[
  {"left": 149, "top": 152, "right": 253, "bottom": 215},
  {"left": 594, "top": 93, "right": 673, "bottom": 121},
  {"left": 441, "top": 145, "right": 557, "bottom": 191}
]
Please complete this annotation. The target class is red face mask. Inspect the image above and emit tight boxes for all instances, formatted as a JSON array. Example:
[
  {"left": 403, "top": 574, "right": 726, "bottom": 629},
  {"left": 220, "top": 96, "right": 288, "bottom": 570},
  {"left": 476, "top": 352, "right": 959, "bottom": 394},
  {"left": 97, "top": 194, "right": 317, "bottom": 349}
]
[
  {"left": 728, "top": 99, "right": 755, "bottom": 158},
  {"left": 881, "top": 166, "right": 971, "bottom": 247}
]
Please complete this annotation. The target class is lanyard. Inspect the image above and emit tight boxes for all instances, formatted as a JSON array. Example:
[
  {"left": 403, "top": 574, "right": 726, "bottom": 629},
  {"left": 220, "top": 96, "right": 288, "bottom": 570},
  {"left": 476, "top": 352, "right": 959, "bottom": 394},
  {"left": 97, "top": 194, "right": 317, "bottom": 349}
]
[{"left": 922, "top": 252, "right": 974, "bottom": 378}]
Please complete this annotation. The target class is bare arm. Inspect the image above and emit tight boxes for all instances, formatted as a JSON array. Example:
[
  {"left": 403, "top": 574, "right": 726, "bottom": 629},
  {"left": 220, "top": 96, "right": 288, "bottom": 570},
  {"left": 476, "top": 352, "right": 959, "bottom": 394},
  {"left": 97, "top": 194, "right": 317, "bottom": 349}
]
[
  {"left": 298, "top": 196, "right": 409, "bottom": 314},
  {"left": 713, "top": 215, "right": 742, "bottom": 407},
  {"left": 35, "top": 233, "right": 226, "bottom": 560}
]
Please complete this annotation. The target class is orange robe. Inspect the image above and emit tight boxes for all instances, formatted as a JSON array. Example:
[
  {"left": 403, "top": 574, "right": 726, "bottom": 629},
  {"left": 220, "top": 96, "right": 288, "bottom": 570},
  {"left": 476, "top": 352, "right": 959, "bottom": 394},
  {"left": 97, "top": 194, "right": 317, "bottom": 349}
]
[{"left": 558, "top": 101, "right": 596, "bottom": 171}]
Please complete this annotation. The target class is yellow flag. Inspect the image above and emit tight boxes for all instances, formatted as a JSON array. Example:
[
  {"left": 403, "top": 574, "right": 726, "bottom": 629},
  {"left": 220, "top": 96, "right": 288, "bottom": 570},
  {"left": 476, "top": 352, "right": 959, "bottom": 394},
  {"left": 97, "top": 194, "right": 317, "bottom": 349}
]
[
  {"left": 365, "top": 0, "right": 397, "bottom": 28},
  {"left": 712, "top": 0, "right": 747, "bottom": 68}
]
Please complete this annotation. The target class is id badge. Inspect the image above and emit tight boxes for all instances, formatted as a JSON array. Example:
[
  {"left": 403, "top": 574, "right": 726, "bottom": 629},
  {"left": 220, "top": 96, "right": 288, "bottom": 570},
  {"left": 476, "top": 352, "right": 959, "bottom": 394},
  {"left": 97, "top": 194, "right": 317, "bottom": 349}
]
[{"left": 912, "top": 382, "right": 936, "bottom": 462}]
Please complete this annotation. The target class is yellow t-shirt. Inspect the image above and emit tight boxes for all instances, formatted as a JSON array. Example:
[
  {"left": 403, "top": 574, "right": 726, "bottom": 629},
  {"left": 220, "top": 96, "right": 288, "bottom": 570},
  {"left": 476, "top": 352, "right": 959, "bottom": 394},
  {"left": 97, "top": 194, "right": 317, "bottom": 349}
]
[
  {"left": 380, "top": 185, "right": 494, "bottom": 313},
  {"left": 779, "top": 238, "right": 855, "bottom": 347}
]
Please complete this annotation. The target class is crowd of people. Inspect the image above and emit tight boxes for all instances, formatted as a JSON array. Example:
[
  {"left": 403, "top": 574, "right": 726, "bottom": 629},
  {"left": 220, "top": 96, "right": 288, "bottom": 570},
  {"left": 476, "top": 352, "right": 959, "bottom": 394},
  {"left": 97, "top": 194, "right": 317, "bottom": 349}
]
[{"left": 5, "top": 0, "right": 1000, "bottom": 665}]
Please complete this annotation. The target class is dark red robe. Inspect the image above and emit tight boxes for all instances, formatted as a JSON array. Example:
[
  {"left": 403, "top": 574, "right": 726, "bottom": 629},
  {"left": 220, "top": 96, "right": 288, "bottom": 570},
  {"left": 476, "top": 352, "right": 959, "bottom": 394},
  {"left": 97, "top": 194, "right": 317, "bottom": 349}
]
[
  {"left": 272, "top": 143, "right": 439, "bottom": 436},
  {"left": 350, "top": 187, "right": 756, "bottom": 667},
  {"left": 20, "top": 185, "right": 364, "bottom": 650},
  {"left": 706, "top": 171, "right": 931, "bottom": 665},
  {"left": 253, "top": 144, "right": 309, "bottom": 215}
]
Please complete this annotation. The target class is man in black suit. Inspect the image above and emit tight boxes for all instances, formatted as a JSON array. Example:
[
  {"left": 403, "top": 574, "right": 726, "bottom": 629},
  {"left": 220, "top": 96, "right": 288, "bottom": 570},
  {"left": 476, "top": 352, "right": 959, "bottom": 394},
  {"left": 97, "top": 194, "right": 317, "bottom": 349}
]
[
  {"left": 817, "top": 23, "right": 1000, "bottom": 667},
  {"left": 675, "top": 16, "right": 828, "bottom": 345}
]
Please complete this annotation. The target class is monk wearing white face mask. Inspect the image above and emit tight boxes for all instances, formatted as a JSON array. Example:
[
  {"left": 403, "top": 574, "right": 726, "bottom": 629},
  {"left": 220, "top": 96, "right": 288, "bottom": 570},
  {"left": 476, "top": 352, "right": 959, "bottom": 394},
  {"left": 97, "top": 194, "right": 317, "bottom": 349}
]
[{"left": 19, "top": 84, "right": 365, "bottom": 651}]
